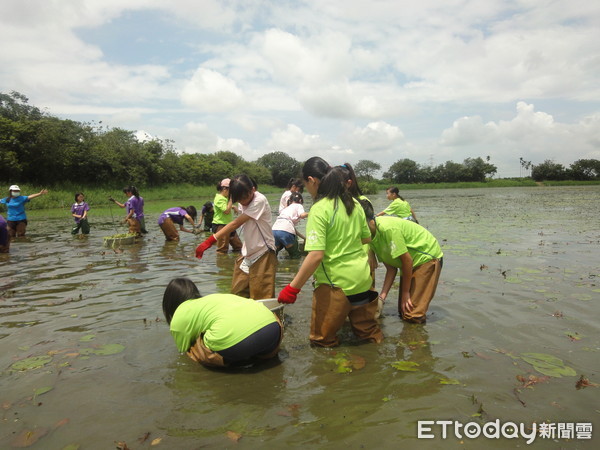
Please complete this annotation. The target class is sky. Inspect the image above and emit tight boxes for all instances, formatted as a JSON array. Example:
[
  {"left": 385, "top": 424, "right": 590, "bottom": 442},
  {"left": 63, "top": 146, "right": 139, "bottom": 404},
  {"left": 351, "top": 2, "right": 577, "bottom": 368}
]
[{"left": 1, "top": 0, "right": 599, "bottom": 178}]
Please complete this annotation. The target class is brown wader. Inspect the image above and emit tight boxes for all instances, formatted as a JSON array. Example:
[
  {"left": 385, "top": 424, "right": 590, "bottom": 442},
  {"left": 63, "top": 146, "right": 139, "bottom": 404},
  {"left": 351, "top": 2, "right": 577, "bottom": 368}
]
[
  {"left": 213, "top": 224, "right": 242, "bottom": 253},
  {"left": 186, "top": 314, "right": 284, "bottom": 368},
  {"left": 159, "top": 217, "right": 180, "bottom": 241},
  {"left": 126, "top": 218, "right": 141, "bottom": 235},
  {"left": 399, "top": 258, "right": 443, "bottom": 324},
  {"left": 231, "top": 250, "right": 277, "bottom": 300},
  {"left": 8, "top": 220, "right": 27, "bottom": 237},
  {"left": 310, "top": 285, "right": 384, "bottom": 347}
]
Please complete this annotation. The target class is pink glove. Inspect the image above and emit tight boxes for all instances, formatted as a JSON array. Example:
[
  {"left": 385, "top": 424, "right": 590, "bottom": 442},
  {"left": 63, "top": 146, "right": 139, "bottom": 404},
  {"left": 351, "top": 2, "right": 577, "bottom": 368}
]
[
  {"left": 278, "top": 284, "right": 301, "bottom": 304},
  {"left": 196, "top": 235, "right": 217, "bottom": 259}
]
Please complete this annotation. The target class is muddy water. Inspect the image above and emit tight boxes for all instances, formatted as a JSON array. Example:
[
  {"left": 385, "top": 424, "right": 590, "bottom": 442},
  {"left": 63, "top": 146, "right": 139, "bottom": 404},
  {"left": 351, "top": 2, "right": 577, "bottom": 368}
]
[{"left": 1, "top": 186, "right": 598, "bottom": 449}]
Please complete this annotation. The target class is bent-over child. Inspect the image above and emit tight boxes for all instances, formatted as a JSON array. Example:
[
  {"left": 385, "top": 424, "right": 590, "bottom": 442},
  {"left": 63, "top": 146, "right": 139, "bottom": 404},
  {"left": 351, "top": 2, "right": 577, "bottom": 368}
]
[
  {"left": 361, "top": 199, "right": 442, "bottom": 324},
  {"left": 163, "top": 277, "right": 283, "bottom": 368},
  {"left": 0, "top": 215, "right": 9, "bottom": 253},
  {"left": 158, "top": 206, "right": 197, "bottom": 241},
  {"left": 272, "top": 192, "right": 308, "bottom": 258}
]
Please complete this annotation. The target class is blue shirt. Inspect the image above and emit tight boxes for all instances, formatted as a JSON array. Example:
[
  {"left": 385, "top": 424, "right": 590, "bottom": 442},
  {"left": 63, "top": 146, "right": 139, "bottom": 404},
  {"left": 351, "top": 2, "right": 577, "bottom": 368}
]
[{"left": 0, "top": 195, "right": 30, "bottom": 221}]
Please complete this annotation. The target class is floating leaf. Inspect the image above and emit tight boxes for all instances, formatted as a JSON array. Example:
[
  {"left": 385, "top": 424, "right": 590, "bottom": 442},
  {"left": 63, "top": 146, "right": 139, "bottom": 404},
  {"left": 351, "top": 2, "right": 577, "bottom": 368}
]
[
  {"left": 11, "top": 427, "right": 48, "bottom": 447},
  {"left": 520, "top": 352, "right": 576, "bottom": 378},
  {"left": 391, "top": 361, "right": 420, "bottom": 372},
  {"left": 439, "top": 378, "right": 460, "bottom": 385},
  {"left": 328, "top": 352, "right": 365, "bottom": 373},
  {"left": 11, "top": 355, "right": 52, "bottom": 371},
  {"left": 226, "top": 431, "right": 242, "bottom": 442},
  {"left": 33, "top": 386, "right": 53, "bottom": 397},
  {"left": 564, "top": 331, "right": 582, "bottom": 341},
  {"left": 151, "top": 437, "right": 162, "bottom": 446},
  {"left": 79, "top": 335, "right": 95, "bottom": 342},
  {"left": 62, "top": 444, "right": 80, "bottom": 450},
  {"left": 80, "top": 344, "right": 125, "bottom": 356}
]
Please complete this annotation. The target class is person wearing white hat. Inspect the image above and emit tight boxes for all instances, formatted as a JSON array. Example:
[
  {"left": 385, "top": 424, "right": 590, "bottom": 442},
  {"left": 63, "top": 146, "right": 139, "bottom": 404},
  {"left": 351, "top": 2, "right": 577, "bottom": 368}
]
[{"left": 0, "top": 185, "right": 49, "bottom": 237}]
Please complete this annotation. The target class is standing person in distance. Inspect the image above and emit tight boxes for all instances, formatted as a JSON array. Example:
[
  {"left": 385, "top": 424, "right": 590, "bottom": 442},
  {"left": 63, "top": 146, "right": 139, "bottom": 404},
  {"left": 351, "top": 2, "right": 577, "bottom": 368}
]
[
  {"left": 199, "top": 201, "right": 214, "bottom": 232},
  {"left": 277, "top": 157, "right": 383, "bottom": 347},
  {"left": 211, "top": 179, "right": 242, "bottom": 253},
  {"left": 196, "top": 175, "right": 277, "bottom": 300},
  {"left": 71, "top": 192, "right": 90, "bottom": 235},
  {"left": 109, "top": 186, "right": 146, "bottom": 235},
  {"left": 0, "top": 185, "right": 49, "bottom": 237}
]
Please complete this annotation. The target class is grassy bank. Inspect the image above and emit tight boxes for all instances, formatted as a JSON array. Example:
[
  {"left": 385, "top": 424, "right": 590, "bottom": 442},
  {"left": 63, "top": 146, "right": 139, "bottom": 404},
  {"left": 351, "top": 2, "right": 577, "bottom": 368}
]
[
  {"left": 1, "top": 179, "right": 598, "bottom": 212},
  {"left": 0, "top": 183, "right": 282, "bottom": 211}
]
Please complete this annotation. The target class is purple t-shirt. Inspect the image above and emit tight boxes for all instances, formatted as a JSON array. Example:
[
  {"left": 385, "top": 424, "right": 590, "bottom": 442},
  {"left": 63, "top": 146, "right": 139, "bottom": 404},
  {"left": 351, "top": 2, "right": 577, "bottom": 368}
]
[
  {"left": 127, "top": 195, "right": 144, "bottom": 219},
  {"left": 0, "top": 215, "right": 7, "bottom": 247},
  {"left": 71, "top": 202, "right": 90, "bottom": 223},
  {"left": 158, "top": 207, "right": 187, "bottom": 226}
]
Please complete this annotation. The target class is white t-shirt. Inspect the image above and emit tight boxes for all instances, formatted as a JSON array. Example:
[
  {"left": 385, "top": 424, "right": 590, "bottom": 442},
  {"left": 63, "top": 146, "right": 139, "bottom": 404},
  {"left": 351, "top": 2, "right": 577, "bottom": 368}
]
[
  {"left": 239, "top": 191, "right": 275, "bottom": 260},
  {"left": 273, "top": 203, "right": 306, "bottom": 234},
  {"left": 278, "top": 190, "right": 292, "bottom": 213}
]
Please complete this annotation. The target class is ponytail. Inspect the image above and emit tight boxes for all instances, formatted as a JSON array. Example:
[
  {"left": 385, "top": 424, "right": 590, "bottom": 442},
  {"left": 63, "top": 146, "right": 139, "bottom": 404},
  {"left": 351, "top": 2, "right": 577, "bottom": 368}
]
[{"left": 302, "top": 157, "right": 354, "bottom": 215}]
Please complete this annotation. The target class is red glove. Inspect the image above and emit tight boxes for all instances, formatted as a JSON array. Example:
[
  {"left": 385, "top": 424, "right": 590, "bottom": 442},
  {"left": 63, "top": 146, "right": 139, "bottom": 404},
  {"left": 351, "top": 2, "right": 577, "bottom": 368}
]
[
  {"left": 196, "top": 235, "right": 217, "bottom": 259},
  {"left": 278, "top": 284, "right": 301, "bottom": 304}
]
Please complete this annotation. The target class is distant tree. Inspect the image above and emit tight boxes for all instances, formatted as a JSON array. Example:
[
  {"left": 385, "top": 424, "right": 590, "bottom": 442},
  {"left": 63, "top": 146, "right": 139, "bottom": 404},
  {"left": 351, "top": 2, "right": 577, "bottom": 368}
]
[
  {"left": 531, "top": 160, "right": 566, "bottom": 181},
  {"left": 354, "top": 160, "right": 381, "bottom": 181},
  {"left": 384, "top": 158, "right": 420, "bottom": 183},
  {"left": 255, "top": 151, "right": 301, "bottom": 187},
  {"left": 0, "top": 91, "right": 44, "bottom": 121},
  {"left": 568, "top": 159, "right": 600, "bottom": 180},
  {"left": 462, "top": 157, "right": 497, "bottom": 182}
]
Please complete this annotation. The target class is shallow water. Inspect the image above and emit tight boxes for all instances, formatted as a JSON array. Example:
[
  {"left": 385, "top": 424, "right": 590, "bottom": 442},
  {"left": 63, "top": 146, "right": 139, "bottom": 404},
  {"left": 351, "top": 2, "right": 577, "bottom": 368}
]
[{"left": 1, "top": 186, "right": 599, "bottom": 449}]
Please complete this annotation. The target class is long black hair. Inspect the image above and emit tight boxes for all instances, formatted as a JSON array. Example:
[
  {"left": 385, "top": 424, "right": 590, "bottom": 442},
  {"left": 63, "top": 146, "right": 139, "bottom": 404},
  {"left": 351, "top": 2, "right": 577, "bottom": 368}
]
[
  {"left": 123, "top": 185, "right": 140, "bottom": 199},
  {"left": 340, "top": 162, "right": 363, "bottom": 198},
  {"left": 162, "top": 277, "right": 201, "bottom": 324},
  {"left": 229, "top": 174, "right": 257, "bottom": 203},
  {"left": 387, "top": 186, "right": 405, "bottom": 201},
  {"left": 302, "top": 156, "right": 355, "bottom": 215}
]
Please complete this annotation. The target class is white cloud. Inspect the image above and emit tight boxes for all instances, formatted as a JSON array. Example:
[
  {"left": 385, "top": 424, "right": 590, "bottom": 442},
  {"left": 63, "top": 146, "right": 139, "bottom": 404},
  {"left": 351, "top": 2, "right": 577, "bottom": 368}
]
[{"left": 181, "top": 68, "right": 245, "bottom": 112}]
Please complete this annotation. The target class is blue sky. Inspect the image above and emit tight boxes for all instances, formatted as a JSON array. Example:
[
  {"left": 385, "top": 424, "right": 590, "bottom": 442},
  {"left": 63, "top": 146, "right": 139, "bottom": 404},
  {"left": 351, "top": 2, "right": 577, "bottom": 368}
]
[{"left": 1, "top": 0, "right": 599, "bottom": 177}]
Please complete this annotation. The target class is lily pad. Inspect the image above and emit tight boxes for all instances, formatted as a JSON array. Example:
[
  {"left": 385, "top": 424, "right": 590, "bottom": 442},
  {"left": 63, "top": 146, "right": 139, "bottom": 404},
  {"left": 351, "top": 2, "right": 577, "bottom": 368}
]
[
  {"left": 79, "top": 335, "right": 95, "bottom": 342},
  {"left": 520, "top": 352, "right": 576, "bottom": 378},
  {"left": 328, "top": 353, "right": 365, "bottom": 373},
  {"left": 80, "top": 344, "right": 125, "bottom": 356},
  {"left": 33, "top": 386, "right": 53, "bottom": 397},
  {"left": 439, "top": 378, "right": 460, "bottom": 385},
  {"left": 11, "top": 355, "right": 53, "bottom": 371},
  {"left": 391, "top": 361, "right": 420, "bottom": 372}
]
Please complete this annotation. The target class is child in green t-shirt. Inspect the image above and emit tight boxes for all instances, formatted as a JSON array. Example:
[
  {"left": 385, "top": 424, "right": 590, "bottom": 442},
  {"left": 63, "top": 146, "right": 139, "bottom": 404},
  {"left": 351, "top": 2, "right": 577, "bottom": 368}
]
[
  {"left": 377, "top": 186, "right": 419, "bottom": 223},
  {"left": 277, "top": 157, "right": 383, "bottom": 347},
  {"left": 163, "top": 278, "right": 282, "bottom": 368},
  {"left": 360, "top": 200, "right": 442, "bottom": 324}
]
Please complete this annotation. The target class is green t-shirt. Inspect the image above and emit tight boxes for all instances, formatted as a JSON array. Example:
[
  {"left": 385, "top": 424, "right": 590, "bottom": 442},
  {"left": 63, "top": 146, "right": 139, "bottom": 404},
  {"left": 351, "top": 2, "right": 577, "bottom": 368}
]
[
  {"left": 370, "top": 216, "right": 443, "bottom": 270},
  {"left": 169, "top": 294, "right": 277, "bottom": 352},
  {"left": 212, "top": 193, "right": 233, "bottom": 225},
  {"left": 304, "top": 197, "right": 372, "bottom": 295},
  {"left": 384, "top": 198, "right": 412, "bottom": 218}
]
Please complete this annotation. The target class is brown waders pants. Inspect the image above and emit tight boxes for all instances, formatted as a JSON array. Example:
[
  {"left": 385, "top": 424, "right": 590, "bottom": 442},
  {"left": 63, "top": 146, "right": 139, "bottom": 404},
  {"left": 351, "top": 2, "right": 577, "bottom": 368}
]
[
  {"left": 126, "top": 218, "right": 141, "bottom": 235},
  {"left": 231, "top": 250, "right": 277, "bottom": 300},
  {"left": 310, "top": 285, "right": 384, "bottom": 347},
  {"left": 399, "top": 258, "right": 443, "bottom": 324},
  {"left": 186, "top": 314, "right": 284, "bottom": 368},
  {"left": 159, "top": 218, "right": 179, "bottom": 241},
  {"left": 213, "top": 224, "right": 242, "bottom": 253},
  {"left": 7, "top": 220, "right": 27, "bottom": 237}
]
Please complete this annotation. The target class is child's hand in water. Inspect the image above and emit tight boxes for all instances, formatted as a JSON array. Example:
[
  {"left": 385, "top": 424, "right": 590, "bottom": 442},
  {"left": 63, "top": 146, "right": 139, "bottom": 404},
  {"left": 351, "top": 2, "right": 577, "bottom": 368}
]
[
  {"left": 278, "top": 284, "right": 301, "bottom": 304},
  {"left": 195, "top": 235, "right": 217, "bottom": 259}
]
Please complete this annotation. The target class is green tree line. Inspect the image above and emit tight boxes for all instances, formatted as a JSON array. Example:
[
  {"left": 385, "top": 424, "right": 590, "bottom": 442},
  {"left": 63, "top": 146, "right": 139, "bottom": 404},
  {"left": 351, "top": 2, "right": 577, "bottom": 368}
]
[{"left": 2, "top": 91, "right": 598, "bottom": 189}]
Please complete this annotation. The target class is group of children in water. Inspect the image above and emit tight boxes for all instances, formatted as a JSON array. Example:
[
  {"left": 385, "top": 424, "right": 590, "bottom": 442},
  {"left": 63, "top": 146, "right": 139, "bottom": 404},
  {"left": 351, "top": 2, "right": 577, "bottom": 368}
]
[{"left": 2, "top": 160, "right": 443, "bottom": 371}]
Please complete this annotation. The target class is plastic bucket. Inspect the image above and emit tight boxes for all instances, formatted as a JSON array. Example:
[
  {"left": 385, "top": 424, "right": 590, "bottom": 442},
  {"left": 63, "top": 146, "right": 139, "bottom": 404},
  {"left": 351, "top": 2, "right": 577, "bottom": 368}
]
[{"left": 256, "top": 298, "right": 284, "bottom": 322}]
